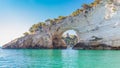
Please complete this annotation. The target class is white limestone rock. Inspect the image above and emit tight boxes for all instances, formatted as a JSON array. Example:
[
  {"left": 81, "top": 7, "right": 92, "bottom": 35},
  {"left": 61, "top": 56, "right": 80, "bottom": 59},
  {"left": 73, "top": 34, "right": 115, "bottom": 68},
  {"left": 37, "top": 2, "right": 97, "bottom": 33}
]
[{"left": 2, "top": 0, "right": 120, "bottom": 49}]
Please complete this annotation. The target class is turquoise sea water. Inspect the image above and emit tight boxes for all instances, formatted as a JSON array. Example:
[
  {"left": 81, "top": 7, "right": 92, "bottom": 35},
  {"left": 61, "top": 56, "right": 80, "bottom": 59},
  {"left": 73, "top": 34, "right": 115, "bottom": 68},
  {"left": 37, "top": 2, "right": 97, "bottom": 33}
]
[{"left": 0, "top": 48, "right": 120, "bottom": 68}]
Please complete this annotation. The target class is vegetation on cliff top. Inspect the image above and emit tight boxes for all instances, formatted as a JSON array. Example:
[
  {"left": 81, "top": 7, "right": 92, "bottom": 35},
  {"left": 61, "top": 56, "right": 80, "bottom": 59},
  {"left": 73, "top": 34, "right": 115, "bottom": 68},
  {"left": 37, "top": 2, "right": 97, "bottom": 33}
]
[
  {"left": 71, "top": 0, "right": 101, "bottom": 16},
  {"left": 29, "top": 22, "right": 46, "bottom": 33},
  {"left": 24, "top": 0, "right": 102, "bottom": 34}
]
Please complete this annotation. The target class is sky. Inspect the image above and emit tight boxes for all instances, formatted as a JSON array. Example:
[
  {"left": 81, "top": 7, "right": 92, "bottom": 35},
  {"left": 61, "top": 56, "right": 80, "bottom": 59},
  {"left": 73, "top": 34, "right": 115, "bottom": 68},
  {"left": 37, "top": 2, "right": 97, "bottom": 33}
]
[{"left": 0, "top": 0, "right": 94, "bottom": 46}]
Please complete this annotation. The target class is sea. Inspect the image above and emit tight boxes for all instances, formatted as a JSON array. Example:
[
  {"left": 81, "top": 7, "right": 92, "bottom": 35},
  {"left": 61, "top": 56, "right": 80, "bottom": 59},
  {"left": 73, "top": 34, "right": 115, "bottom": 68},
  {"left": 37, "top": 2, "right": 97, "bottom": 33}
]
[{"left": 0, "top": 48, "right": 120, "bottom": 68}]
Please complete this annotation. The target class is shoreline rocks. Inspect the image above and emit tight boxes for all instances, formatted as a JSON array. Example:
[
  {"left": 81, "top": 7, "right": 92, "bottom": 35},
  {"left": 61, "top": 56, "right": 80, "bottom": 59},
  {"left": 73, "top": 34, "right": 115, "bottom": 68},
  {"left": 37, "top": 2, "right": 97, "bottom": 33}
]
[
  {"left": 73, "top": 42, "right": 120, "bottom": 50},
  {"left": 2, "top": 33, "right": 67, "bottom": 49}
]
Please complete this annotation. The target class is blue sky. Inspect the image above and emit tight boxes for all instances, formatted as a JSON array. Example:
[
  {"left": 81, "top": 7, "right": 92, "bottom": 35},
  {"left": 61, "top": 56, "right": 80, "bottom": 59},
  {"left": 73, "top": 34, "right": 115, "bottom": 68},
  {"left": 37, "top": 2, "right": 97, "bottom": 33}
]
[{"left": 0, "top": 0, "right": 94, "bottom": 46}]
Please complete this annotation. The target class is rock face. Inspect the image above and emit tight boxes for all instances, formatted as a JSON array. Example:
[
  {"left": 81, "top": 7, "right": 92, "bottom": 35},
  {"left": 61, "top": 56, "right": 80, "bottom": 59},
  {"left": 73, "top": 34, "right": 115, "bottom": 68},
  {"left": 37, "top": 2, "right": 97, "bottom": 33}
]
[
  {"left": 2, "top": 0, "right": 120, "bottom": 49},
  {"left": 73, "top": 42, "right": 120, "bottom": 50},
  {"left": 2, "top": 32, "right": 66, "bottom": 49}
]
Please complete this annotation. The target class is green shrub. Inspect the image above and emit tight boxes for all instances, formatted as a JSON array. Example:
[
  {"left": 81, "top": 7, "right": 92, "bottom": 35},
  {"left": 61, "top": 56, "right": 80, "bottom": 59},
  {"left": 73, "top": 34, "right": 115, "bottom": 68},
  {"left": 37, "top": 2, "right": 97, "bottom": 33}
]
[
  {"left": 23, "top": 32, "right": 29, "bottom": 36},
  {"left": 29, "top": 22, "right": 46, "bottom": 33}
]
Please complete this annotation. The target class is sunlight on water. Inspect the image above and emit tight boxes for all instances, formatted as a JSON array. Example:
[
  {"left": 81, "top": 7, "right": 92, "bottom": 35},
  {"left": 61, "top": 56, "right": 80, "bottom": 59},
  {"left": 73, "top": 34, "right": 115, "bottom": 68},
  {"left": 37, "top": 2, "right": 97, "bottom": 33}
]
[{"left": 0, "top": 48, "right": 120, "bottom": 68}]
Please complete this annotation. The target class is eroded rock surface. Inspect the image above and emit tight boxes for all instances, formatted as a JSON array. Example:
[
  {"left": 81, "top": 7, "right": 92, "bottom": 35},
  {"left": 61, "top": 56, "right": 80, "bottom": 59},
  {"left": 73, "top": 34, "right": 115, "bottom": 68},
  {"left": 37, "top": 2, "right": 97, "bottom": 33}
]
[
  {"left": 2, "top": 0, "right": 120, "bottom": 49},
  {"left": 73, "top": 42, "right": 120, "bottom": 50}
]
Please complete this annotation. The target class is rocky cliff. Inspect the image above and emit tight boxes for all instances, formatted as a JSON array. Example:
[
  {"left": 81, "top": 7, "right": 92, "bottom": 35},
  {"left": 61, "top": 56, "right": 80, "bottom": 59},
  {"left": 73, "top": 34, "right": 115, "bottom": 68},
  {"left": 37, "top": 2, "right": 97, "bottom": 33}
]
[{"left": 2, "top": 0, "right": 120, "bottom": 49}]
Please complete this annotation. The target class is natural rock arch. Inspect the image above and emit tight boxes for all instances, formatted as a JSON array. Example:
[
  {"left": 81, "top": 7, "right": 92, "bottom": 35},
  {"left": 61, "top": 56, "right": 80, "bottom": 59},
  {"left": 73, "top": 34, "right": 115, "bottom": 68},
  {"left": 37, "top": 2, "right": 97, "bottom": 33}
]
[
  {"left": 2, "top": 0, "right": 120, "bottom": 49},
  {"left": 61, "top": 29, "right": 79, "bottom": 47}
]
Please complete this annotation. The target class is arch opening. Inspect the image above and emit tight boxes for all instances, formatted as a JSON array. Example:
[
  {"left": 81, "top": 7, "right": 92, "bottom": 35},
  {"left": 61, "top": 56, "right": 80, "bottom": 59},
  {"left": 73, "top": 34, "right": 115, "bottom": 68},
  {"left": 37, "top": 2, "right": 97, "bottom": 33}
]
[{"left": 62, "top": 30, "right": 79, "bottom": 48}]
